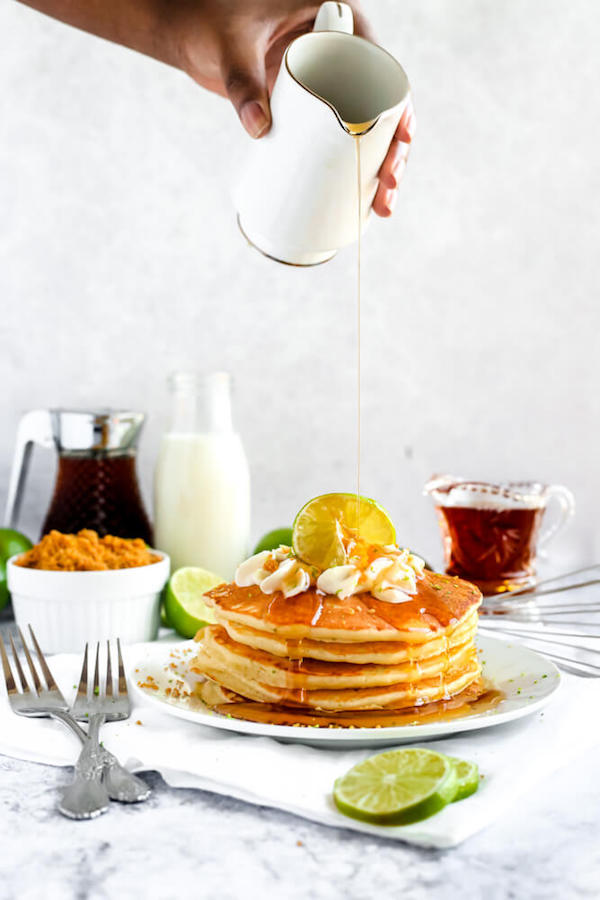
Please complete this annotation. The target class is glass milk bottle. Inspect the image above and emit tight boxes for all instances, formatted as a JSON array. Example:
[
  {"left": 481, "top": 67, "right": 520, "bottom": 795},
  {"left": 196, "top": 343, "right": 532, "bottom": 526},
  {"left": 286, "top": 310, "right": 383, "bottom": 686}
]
[{"left": 153, "top": 372, "right": 250, "bottom": 579}]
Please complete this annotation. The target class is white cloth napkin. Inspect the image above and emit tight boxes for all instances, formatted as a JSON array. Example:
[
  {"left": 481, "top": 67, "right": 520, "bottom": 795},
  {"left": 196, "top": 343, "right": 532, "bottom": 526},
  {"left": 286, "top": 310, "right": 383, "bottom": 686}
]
[{"left": 1, "top": 642, "right": 599, "bottom": 848}]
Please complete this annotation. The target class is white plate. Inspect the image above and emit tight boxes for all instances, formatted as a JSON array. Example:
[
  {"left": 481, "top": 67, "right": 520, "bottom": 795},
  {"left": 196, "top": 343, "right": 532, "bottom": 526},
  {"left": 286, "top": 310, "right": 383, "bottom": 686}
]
[{"left": 130, "top": 634, "right": 561, "bottom": 748}]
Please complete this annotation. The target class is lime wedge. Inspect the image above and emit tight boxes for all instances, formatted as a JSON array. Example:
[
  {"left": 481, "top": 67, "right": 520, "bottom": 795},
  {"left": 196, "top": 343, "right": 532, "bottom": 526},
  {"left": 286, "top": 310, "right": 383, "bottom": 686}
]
[
  {"left": 165, "top": 567, "right": 225, "bottom": 639},
  {"left": 333, "top": 748, "right": 458, "bottom": 826},
  {"left": 447, "top": 757, "right": 480, "bottom": 801},
  {"left": 292, "top": 493, "right": 396, "bottom": 569},
  {"left": 253, "top": 527, "right": 293, "bottom": 554}
]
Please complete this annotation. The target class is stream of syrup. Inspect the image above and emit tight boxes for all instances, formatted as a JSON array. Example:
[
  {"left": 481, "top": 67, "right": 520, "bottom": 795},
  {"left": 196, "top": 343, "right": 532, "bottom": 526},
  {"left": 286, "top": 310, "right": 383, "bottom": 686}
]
[
  {"left": 343, "top": 120, "right": 372, "bottom": 535},
  {"left": 355, "top": 132, "right": 362, "bottom": 533}
]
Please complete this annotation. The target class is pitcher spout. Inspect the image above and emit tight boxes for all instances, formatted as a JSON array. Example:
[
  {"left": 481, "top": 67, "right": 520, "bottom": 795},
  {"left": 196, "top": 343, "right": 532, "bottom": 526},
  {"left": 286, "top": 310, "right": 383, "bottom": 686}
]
[{"left": 285, "top": 32, "right": 409, "bottom": 133}]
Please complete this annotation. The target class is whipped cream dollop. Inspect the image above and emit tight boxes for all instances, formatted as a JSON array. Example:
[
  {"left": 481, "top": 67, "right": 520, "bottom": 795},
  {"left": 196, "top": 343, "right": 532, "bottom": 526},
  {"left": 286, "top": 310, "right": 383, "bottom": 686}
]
[
  {"left": 235, "top": 546, "right": 314, "bottom": 598},
  {"left": 235, "top": 543, "right": 425, "bottom": 604}
]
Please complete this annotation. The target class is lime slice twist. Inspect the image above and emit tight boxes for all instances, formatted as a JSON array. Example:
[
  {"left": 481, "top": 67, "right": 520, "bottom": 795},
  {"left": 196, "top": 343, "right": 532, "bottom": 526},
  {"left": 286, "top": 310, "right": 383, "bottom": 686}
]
[{"left": 292, "top": 493, "right": 396, "bottom": 570}]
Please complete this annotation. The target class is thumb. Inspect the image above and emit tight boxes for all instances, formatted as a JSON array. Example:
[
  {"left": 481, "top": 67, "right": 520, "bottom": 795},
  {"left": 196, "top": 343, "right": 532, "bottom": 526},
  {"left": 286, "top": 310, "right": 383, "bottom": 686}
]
[{"left": 221, "top": 36, "right": 271, "bottom": 138}]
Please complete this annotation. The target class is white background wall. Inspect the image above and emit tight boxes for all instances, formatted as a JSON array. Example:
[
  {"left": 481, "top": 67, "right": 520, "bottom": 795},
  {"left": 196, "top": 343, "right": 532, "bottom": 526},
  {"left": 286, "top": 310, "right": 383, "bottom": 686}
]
[{"left": 1, "top": 0, "right": 599, "bottom": 569}]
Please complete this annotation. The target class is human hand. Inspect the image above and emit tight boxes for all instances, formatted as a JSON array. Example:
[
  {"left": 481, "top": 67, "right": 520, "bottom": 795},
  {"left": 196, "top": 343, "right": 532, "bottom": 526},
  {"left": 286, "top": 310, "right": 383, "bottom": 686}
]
[{"left": 170, "top": 0, "right": 415, "bottom": 216}]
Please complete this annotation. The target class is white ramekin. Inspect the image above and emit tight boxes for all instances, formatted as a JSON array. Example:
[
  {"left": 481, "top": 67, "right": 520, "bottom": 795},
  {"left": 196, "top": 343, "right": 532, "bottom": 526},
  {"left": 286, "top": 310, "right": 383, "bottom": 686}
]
[{"left": 7, "top": 552, "right": 170, "bottom": 654}]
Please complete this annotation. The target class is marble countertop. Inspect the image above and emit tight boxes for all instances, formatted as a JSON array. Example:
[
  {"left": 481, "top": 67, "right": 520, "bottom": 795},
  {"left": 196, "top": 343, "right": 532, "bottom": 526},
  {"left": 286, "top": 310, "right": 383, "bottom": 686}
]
[{"left": 1, "top": 615, "right": 598, "bottom": 900}]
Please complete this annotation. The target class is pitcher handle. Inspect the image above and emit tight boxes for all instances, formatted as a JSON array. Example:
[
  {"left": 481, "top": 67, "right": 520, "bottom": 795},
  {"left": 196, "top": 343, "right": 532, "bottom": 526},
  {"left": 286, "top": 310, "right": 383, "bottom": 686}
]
[
  {"left": 538, "top": 484, "right": 576, "bottom": 550},
  {"left": 4, "top": 410, "right": 54, "bottom": 529},
  {"left": 313, "top": 2, "right": 354, "bottom": 34}
]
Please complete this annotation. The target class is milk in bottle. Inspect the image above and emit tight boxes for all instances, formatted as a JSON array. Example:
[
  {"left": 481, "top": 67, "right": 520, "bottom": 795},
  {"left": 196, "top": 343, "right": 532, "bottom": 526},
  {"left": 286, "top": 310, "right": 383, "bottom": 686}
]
[{"left": 154, "top": 372, "right": 250, "bottom": 579}]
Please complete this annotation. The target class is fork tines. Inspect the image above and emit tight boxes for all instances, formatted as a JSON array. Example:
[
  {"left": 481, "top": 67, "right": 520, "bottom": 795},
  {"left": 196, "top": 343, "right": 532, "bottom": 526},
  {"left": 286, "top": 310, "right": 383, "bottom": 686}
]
[
  {"left": 0, "top": 626, "right": 51, "bottom": 696},
  {"left": 72, "top": 638, "right": 129, "bottom": 719},
  {"left": 0, "top": 626, "right": 70, "bottom": 710}
]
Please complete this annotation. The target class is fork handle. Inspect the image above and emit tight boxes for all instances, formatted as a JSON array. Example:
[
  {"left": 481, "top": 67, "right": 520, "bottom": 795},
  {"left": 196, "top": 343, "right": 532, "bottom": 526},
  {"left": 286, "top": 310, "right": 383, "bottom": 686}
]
[
  {"left": 83, "top": 712, "right": 151, "bottom": 803},
  {"left": 49, "top": 709, "right": 88, "bottom": 743},
  {"left": 102, "top": 756, "right": 152, "bottom": 803},
  {"left": 51, "top": 709, "right": 151, "bottom": 804},
  {"left": 58, "top": 713, "right": 110, "bottom": 820},
  {"left": 81, "top": 711, "right": 152, "bottom": 803}
]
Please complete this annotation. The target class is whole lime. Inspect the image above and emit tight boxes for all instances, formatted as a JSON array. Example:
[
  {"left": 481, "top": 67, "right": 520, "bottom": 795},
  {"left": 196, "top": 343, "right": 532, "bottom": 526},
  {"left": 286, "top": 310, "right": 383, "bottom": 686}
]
[
  {"left": 0, "top": 528, "right": 33, "bottom": 610},
  {"left": 253, "top": 527, "right": 293, "bottom": 555}
]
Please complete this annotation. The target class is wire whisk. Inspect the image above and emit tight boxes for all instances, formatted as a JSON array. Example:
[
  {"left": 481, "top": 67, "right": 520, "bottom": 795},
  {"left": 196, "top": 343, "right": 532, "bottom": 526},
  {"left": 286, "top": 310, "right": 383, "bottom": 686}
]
[{"left": 478, "top": 565, "right": 600, "bottom": 677}]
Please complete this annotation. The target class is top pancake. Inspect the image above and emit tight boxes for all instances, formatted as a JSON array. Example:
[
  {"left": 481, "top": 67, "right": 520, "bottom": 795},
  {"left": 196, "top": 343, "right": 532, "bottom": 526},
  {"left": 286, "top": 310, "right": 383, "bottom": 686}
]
[{"left": 205, "top": 569, "right": 481, "bottom": 643}]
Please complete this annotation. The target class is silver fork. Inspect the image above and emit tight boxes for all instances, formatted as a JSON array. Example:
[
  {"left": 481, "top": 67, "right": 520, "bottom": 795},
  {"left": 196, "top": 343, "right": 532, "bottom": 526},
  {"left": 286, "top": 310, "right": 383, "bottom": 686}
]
[
  {"left": 68, "top": 639, "right": 150, "bottom": 806},
  {"left": 0, "top": 626, "right": 109, "bottom": 819}
]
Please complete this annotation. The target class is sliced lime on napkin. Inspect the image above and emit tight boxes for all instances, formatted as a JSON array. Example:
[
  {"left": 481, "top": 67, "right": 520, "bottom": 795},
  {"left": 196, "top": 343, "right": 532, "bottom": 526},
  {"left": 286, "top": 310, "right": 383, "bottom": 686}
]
[
  {"left": 447, "top": 756, "right": 480, "bottom": 801},
  {"left": 333, "top": 748, "right": 459, "bottom": 826}
]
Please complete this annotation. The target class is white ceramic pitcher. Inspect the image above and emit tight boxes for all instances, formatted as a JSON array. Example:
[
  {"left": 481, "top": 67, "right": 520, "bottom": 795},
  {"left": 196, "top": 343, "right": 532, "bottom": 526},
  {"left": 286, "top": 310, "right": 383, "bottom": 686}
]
[{"left": 234, "top": 1, "right": 410, "bottom": 266}]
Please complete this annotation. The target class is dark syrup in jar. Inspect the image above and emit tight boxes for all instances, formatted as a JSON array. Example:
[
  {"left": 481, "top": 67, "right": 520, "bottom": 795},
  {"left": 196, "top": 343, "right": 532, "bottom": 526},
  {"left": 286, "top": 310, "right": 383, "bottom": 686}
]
[
  {"left": 436, "top": 504, "right": 543, "bottom": 594},
  {"left": 41, "top": 453, "right": 153, "bottom": 543}
]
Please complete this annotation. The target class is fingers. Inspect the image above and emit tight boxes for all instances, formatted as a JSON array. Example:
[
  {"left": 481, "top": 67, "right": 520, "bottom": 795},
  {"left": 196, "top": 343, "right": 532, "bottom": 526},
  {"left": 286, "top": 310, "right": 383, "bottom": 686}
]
[
  {"left": 221, "top": 34, "right": 271, "bottom": 138},
  {"left": 394, "top": 101, "right": 416, "bottom": 144},
  {"left": 374, "top": 102, "right": 416, "bottom": 217},
  {"left": 378, "top": 140, "right": 409, "bottom": 190},
  {"left": 372, "top": 183, "right": 396, "bottom": 218}
]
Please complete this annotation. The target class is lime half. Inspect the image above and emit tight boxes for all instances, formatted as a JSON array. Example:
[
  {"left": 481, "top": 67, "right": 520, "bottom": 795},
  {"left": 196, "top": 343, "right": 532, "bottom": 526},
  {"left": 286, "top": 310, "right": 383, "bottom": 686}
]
[
  {"left": 292, "top": 493, "right": 396, "bottom": 569},
  {"left": 333, "top": 748, "right": 458, "bottom": 826},
  {"left": 447, "top": 757, "right": 480, "bottom": 801},
  {"left": 165, "top": 567, "right": 225, "bottom": 639},
  {"left": 253, "top": 527, "right": 293, "bottom": 554}
]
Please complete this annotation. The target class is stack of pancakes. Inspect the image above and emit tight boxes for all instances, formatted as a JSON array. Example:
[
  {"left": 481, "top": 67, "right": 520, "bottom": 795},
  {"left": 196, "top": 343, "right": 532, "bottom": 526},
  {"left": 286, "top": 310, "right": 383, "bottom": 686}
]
[{"left": 192, "top": 568, "right": 483, "bottom": 724}]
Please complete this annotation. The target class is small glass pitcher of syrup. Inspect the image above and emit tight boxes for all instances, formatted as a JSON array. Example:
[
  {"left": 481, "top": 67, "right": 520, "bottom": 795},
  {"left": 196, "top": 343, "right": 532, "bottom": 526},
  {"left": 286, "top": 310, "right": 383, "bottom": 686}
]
[
  {"left": 425, "top": 475, "right": 575, "bottom": 596},
  {"left": 4, "top": 409, "right": 153, "bottom": 542}
]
